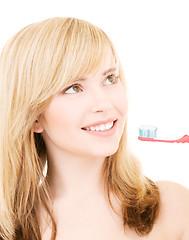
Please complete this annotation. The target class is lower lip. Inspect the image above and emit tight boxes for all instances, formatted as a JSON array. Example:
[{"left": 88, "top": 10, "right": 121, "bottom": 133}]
[{"left": 82, "top": 120, "right": 117, "bottom": 137}]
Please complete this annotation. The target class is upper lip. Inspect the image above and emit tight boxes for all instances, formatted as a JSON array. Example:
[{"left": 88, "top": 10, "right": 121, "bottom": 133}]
[{"left": 81, "top": 118, "right": 117, "bottom": 129}]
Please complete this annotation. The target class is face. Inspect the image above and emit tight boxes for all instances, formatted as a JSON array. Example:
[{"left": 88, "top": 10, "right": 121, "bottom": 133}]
[{"left": 35, "top": 51, "right": 128, "bottom": 160}]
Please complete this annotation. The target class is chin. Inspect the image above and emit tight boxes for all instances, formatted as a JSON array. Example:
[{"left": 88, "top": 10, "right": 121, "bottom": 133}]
[{"left": 90, "top": 143, "right": 119, "bottom": 158}]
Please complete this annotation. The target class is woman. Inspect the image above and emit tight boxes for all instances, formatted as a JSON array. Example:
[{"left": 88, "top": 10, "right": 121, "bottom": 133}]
[{"left": 0, "top": 17, "right": 188, "bottom": 240}]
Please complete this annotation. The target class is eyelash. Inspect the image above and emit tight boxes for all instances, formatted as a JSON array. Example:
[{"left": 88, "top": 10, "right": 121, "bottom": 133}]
[
  {"left": 63, "top": 74, "right": 119, "bottom": 94},
  {"left": 105, "top": 74, "right": 119, "bottom": 85}
]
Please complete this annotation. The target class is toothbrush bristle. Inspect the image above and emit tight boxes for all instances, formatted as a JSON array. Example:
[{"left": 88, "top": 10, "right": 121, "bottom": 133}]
[{"left": 139, "top": 125, "right": 157, "bottom": 138}]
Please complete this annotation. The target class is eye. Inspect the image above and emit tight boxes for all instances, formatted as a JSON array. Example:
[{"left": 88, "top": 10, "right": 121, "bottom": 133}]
[
  {"left": 64, "top": 84, "right": 82, "bottom": 94},
  {"left": 104, "top": 74, "right": 119, "bottom": 86}
]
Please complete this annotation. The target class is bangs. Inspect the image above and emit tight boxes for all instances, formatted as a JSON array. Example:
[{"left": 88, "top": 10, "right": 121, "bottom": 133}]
[{"left": 52, "top": 18, "right": 117, "bottom": 89}]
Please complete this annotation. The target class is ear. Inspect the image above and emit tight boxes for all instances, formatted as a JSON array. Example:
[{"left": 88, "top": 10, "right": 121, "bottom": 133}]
[{"left": 33, "top": 119, "right": 44, "bottom": 133}]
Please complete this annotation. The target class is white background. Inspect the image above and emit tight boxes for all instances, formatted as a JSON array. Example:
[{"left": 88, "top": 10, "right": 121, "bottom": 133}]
[{"left": 0, "top": 0, "right": 188, "bottom": 188}]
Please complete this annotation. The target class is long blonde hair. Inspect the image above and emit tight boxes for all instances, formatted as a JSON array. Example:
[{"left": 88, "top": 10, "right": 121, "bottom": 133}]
[{"left": 0, "top": 17, "right": 160, "bottom": 240}]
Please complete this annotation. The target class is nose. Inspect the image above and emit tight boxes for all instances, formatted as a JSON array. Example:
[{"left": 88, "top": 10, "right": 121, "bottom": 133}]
[{"left": 89, "top": 87, "right": 113, "bottom": 113}]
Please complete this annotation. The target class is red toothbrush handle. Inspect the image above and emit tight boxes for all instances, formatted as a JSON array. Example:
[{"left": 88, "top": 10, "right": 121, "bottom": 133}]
[{"left": 138, "top": 135, "right": 189, "bottom": 143}]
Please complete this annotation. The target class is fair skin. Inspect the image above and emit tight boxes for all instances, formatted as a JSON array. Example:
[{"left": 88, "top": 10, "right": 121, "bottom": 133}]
[
  {"left": 35, "top": 50, "right": 128, "bottom": 201},
  {"left": 34, "top": 51, "right": 189, "bottom": 239}
]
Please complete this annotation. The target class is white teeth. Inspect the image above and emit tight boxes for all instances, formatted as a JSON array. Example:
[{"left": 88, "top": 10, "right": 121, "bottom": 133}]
[
  {"left": 85, "top": 121, "right": 114, "bottom": 131},
  {"left": 100, "top": 124, "right": 106, "bottom": 131},
  {"left": 95, "top": 126, "right": 100, "bottom": 131}
]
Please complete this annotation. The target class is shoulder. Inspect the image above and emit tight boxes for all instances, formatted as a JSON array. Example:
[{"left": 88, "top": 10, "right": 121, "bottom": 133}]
[{"left": 156, "top": 180, "right": 189, "bottom": 239}]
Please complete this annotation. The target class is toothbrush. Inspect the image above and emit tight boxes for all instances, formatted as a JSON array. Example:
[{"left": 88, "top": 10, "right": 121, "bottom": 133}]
[{"left": 138, "top": 125, "right": 189, "bottom": 143}]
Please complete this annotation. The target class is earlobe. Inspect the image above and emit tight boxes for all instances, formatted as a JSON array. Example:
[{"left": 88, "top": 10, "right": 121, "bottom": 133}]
[{"left": 33, "top": 119, "right": 44, "bottom": 133}]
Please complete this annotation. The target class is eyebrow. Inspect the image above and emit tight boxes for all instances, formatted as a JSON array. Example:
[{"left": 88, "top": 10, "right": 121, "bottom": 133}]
[
  {"left": 73, "top": 67, "right": 117, "bottom": 83},
  {"left": 102, "top": 67, "right": 117, "bottom": 75}
]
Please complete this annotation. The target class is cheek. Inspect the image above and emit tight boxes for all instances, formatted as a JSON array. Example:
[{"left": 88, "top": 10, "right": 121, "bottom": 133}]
[
  {"left": 42, "top": 99, "right": 81, "bottom": 134},
  {"left": 115, "top": 87, "right": 128, "bottom": 118}
]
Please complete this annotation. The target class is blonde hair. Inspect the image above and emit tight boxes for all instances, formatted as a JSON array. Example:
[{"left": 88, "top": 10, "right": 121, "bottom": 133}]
[{"left": 0, "top": 17, "right": 160, "bottom": 240}]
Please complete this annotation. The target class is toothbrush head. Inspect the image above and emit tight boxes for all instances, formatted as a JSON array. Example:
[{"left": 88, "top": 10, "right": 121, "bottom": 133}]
[{"left": 139, "top": 125, "right": 157, "bottom": 138}]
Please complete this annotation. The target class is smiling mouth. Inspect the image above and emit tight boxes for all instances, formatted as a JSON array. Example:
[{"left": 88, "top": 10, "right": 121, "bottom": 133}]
[{"left": 81, "top": 120, "right": 117, "bottom": 132}]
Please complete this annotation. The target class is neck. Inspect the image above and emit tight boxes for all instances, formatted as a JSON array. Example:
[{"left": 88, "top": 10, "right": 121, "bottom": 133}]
[{"left": 46, "top": 149, "right": 107, "bottom": 202}]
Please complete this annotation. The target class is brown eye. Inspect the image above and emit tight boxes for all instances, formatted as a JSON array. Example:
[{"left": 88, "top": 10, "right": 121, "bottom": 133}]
[
  {"left": 72, "top": 86, "right": 80, "bottom": 92},
  {"left": 104, "top": 74, "right": 119, "bottom": 85},
  {"left": 64, "top": 84, "right": 82, "bottom": 94}
]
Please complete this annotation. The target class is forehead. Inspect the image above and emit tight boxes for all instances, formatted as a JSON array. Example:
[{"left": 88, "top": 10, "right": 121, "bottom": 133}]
[
  {"left": 84, "top": 50, "right": 117, "bottom": 78},
  {"left": 70, "top": 53, "right": 118, "bottom": 89}
]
